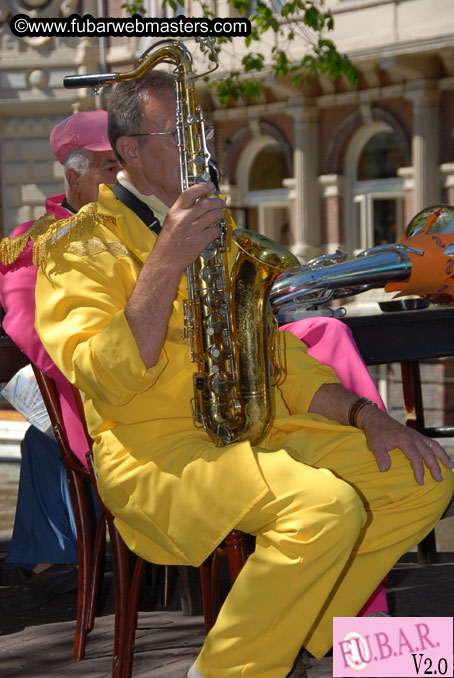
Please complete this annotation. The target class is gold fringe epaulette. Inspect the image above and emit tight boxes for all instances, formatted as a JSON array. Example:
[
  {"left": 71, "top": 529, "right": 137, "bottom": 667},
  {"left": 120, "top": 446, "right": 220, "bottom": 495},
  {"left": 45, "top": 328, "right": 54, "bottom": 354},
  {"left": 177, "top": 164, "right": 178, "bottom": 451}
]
[
  {"left": 0, "top": 212, "right": 57, "bottom": 266},
  {"left": 0, "top": 203, "right": 117, "bottom": 267}
]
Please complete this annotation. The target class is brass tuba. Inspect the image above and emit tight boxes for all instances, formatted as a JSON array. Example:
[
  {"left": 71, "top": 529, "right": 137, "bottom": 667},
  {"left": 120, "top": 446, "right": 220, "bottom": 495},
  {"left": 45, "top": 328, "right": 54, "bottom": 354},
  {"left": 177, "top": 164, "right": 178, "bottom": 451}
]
[{"left": 64, "top": 39, "right": 299, "bottom": 446}]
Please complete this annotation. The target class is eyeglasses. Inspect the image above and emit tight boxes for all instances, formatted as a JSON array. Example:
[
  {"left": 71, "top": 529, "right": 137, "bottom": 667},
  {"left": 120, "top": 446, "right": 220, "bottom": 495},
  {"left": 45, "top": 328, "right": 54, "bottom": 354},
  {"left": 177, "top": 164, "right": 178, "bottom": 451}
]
[{"left": 128, "top": 126, "right": 214, "bottom": 144}]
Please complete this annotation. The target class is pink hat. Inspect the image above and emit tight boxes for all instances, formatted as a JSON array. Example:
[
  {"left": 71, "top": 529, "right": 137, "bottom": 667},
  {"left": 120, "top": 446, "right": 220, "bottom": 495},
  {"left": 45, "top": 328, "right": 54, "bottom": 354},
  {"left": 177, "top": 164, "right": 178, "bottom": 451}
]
[{"left": 50, "top": 110, "right": 112, "bottom": 164}]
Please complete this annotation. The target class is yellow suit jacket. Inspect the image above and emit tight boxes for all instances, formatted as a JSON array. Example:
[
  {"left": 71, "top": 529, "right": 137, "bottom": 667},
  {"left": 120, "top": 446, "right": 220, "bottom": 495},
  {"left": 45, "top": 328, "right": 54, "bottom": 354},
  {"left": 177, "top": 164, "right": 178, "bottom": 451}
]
[{"left": 35, "top": 183, "right": 339, "bottom": 565}]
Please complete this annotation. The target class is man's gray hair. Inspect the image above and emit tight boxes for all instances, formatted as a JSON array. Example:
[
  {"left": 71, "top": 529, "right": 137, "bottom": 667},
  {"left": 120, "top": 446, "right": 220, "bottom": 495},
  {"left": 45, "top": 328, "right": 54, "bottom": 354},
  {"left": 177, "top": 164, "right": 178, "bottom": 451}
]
[
  {"left": 107, "top": 70, "right": 175, "bottom": 164},
  {"left": 63, "top": 147, "right": 91, "bottom": 194}
]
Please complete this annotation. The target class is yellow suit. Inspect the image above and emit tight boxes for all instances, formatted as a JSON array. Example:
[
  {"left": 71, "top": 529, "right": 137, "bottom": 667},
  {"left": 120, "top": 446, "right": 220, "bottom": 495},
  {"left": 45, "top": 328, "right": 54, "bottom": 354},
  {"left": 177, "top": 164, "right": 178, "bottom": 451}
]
[{"left": 35, "top": 184, "right": 453, "bottom": 675}]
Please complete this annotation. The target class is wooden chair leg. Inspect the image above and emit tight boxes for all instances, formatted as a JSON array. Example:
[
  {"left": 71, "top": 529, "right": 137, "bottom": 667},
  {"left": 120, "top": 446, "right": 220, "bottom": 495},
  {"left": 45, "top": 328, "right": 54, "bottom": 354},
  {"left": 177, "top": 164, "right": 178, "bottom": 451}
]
[
  {"left": 199, "top": 531, "right": 250, "bottom": 635},
  {"left": 108, "top": 520, "right": 131, "bottom": 678},
  {"left": 161, "top": 565, "right": 174, "bottom": 608},
  {"left": 210, "top": 548, "right": 225, "bottom": 628},
  {"left": 417, "top": 530, "right": 438, "bottom": 564},
  {"left": 199, "top": 557, "right": 214, "bottom": 634},
  {"left": 120, "top": 556, "right": 145, "bottom": 678},
  {"left": 401, "top": 362, "right": 438, "bottom": 564},
  {"left": 224, "top": 530, "right": 248, "bottom": 583},
  {"left": 69, "top": 472, "right": 93, "bottom": 661},
  {"left": 84, "top": 511, "right": 107, "bottom": 634},
  {"left": 32, "top": 366, "right": 99, "bottom": 661},
  {"left": 401, "top": 361, "right": 425, "bottom": 431}
]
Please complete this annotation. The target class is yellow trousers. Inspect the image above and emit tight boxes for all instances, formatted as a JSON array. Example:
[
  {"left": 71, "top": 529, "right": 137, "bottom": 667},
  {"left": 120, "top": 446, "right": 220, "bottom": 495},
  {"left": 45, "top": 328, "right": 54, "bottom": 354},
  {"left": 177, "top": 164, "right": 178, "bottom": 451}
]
[{"left": 196, "top": 436, "right": 453, "bottom": 678}]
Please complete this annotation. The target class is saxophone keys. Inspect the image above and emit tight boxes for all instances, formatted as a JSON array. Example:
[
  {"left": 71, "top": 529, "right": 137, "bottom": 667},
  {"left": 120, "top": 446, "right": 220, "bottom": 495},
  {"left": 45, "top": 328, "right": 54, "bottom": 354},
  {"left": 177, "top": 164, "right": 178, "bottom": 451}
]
[
  {"left": 203, "top": 290, "right": 223, "bottom": 310},
  {"left": 201, "top": 265, "right": 217, "bottom": 281},
  {"left": 200, "top": 242, "right": 218, "bottom": 260},
  {"left": 208, "top": 342, "right": 224, "bottom": 361},
  {"left": 205, "top": 313, "right": 223, "bottom": 336},
  {"left": 210, "top": 371, "right": 229, "bottom": 395},
  {"left": 194, "top": 155, "right": 206, "bottom": 167},
  {"left": 194, "top": 172, "right": 211, "bottom": 183}
]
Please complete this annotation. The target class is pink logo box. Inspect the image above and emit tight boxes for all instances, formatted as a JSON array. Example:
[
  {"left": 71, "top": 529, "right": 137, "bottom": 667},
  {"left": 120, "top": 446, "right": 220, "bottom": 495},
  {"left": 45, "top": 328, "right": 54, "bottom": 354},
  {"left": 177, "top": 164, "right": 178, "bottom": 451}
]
[{"left": 333, "top": 617, "right": 453, "bottom": 677}]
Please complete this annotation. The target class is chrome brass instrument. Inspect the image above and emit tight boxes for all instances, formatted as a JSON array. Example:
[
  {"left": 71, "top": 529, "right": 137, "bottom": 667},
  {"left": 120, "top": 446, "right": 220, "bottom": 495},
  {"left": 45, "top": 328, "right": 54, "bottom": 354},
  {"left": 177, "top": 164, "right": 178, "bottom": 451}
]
[
  {"left": 270, "top": 244, "right": 415, "bottom": 311},
  {"left": 271, "top": 205, "right": 454, "bottom": 313},
  {"left": 65, "top": 39, "right": 300, "bottom": 446}
]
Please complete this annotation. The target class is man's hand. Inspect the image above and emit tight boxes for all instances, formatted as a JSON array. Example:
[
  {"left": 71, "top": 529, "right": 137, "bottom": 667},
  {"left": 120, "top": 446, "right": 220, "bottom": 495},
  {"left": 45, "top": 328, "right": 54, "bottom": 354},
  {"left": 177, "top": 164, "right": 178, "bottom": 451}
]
[
  {"left": 308, "top": 383, "right": 454, "bottom": 485},
  {"left": 357, "top": 405, "right": 454, "bottom": 485},
  {"left": 125, "top": 182, "right": 225, "bottom": 369},
  {"left": 155, "top": 182, "right": 226, "bottom": 273}
]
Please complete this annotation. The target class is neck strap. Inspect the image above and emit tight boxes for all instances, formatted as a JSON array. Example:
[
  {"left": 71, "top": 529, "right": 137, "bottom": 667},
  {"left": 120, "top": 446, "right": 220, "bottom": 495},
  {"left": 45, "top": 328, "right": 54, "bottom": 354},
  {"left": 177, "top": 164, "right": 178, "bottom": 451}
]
[{"left": 112, "top": 182, "right": 161, "bottom": 236}]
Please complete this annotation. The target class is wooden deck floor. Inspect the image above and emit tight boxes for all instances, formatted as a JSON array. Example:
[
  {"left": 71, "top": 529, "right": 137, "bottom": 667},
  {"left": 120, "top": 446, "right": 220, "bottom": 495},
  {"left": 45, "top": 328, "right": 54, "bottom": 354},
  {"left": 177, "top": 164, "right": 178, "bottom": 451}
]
[{"left": 1, "top": 552, "right": 453, "bottom": 678}]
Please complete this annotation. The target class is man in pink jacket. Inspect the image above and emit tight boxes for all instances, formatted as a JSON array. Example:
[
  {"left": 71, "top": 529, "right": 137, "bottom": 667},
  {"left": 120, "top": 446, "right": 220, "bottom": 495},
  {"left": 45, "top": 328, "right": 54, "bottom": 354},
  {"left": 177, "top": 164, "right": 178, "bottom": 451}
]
[{"left": 0, "top": 111, "right": 118, "bottom": 610}]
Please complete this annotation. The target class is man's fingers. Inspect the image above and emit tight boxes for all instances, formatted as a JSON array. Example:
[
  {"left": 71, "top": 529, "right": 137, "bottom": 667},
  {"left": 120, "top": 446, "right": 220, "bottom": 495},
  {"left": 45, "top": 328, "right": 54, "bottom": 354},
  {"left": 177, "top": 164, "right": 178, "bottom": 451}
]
[
  {"left": 373, "top": 446, "right": 391, "bottom": 473},
  {"left": 427, "top": 438, "right": 454, "bottom": 469},
  {"left": 363, "top": 415, "right": 453, "bottom": 486},
  {"left": 173, "top": 186, "right": 226, "bottom": 231},
  {"left": 177, "top": 182, "right": 217, "bottom": 208},
  {"left": 407, "top": 449, "right": 425, "bottom": 484},
  {"left": 192, "top": 198, "right": 226, "bottom": 227},
  {"left": 196, "top": 196, "right": 225, "bottom": 211},
  {"left": 418, "top": 443, "right": 443, "bottom": 482},
  {"left": 401, "top": 442, "right": 433, "bottom": 485}
]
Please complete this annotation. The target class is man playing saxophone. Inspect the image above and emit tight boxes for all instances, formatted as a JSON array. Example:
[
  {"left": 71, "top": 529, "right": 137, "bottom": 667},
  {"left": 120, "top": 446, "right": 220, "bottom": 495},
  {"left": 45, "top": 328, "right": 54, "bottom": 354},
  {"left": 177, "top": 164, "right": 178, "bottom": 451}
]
[{"left": 34, "top": 69, "right": 454, "bottom": 678}]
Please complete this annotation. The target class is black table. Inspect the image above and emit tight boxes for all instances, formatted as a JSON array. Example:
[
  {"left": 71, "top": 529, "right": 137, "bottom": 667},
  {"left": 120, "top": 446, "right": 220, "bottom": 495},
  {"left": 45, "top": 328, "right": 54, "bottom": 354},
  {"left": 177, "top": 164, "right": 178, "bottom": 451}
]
[
  {"left": 342, "top": 306, "right": 454, "bottom": 366},
  {"left": 342, "top": 306, "right": 454, "bottom": 438}
]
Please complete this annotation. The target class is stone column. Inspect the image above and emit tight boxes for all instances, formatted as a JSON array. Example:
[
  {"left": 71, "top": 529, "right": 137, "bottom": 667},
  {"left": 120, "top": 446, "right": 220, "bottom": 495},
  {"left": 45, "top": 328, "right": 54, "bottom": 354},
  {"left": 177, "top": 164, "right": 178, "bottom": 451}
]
[
  {"left": 440, "top": 163, "right": 454, "bottom": 205},
  {"left": 407, "top": 83, "right": 441, "bottom": 212},
  {"left": 318, "top": 174, "right": 345, "bottom": 253},
  {"left": 288, "top": 101, "right": 321, "bottom": 261},
  {"left": 397, "top": 166, "right": 415, "bottom": 227}
]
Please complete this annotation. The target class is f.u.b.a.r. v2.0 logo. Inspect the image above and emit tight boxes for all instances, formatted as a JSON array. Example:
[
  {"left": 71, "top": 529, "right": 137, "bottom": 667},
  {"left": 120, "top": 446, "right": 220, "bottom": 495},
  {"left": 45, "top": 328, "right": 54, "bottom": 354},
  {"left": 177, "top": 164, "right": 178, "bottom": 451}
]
[{"left": 332, "top": 617, "right": 453, "bottom": 677}]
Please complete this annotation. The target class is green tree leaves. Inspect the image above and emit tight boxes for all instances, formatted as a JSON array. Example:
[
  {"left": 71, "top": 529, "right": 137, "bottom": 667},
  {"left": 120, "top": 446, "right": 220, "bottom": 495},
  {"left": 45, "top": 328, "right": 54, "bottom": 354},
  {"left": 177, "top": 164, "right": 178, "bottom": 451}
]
[{"left": 122, "top": 0, "right": 358, "bottom": 102}]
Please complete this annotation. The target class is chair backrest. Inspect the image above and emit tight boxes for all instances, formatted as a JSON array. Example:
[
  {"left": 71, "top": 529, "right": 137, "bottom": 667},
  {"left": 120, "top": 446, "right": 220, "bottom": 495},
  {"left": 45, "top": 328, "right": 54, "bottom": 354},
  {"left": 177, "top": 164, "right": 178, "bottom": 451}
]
[
  {"left": 31, "top": 364, "right": 102, "bottom": 662},
  {"left": 31, "top": 365, "right": 89, "bottom": 476},
  {"left": 70, "top": 382, "right": 94, "bottom": 448}
]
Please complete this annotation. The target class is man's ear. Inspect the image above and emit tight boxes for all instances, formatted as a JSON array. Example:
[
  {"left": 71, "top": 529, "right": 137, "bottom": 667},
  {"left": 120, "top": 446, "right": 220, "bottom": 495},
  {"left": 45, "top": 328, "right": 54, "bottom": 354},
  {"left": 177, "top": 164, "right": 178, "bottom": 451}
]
[
  {"left": 65, "top": 167, "right": 80, "bottom": 193},
  {"left": 116, "top": 136, "right": 140, "bottom": 167}
]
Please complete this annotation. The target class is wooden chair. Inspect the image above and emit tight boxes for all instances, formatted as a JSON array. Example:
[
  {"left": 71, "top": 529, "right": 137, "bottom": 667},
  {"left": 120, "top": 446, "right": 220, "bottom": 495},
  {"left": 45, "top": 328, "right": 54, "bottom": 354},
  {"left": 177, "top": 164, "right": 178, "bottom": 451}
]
[
  {"left": 31, "top": 366, "right": 103, "bottom": 661},
  {"left": 32, "top": 366, "right": 166, "bottom": 676},
  {"left": 33, "top": 366, "right": 251, "bottom": 677}
]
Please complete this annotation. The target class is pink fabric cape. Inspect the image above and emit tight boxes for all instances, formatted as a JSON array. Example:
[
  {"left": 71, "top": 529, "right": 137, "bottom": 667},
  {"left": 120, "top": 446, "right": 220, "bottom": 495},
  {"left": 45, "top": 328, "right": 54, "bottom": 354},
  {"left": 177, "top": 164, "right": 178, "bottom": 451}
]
[{"left": 0, "top": 194, "right": 90, "bottom": 466}]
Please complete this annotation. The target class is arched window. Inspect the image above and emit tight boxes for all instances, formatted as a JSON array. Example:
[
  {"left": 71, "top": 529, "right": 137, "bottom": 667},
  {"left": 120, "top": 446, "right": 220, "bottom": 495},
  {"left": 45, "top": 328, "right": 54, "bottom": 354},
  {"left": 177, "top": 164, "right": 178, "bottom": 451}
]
[
  {"left": 345, "top": 123, "right": 407, "bottom": 252},
  {"left": 357, "top": 130, "right": 406, "bottom": 181},
  {"left": 233, "top": 135, "right": 291, "bottom": 243},
  {"left": 248, "top": 144, "right": 289, "bottom": 191}
]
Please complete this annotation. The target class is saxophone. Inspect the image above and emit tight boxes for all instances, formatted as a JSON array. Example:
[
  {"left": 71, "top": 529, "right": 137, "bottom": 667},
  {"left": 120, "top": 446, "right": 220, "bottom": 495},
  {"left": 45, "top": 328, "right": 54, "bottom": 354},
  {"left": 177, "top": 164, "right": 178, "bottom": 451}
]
[{"left": 64, "top": 39, "right": 299, "bottom": 446}]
